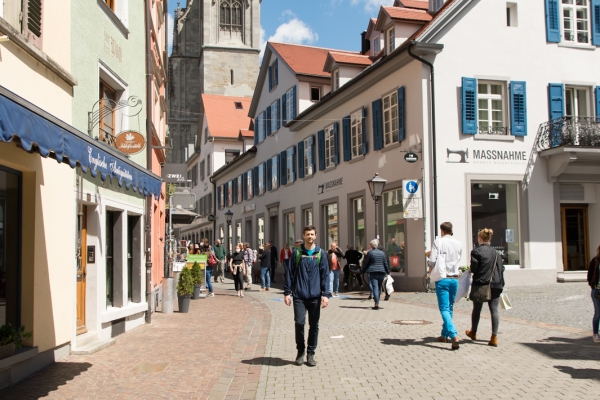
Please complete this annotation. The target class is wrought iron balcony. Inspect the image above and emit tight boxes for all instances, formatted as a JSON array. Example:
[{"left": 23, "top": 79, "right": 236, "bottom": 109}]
[{"left": 535, "top": 116, "right": 600, "bottom": 151}]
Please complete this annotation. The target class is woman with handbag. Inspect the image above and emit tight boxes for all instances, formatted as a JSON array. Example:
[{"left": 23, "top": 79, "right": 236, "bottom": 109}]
[
  {"left": 586, "top": 244, "right": 600, "bottom": 343},
  {"left": 465, "top": 228, "right": 505, "bottom": 347},
  {"left": 229, "top": 245, "right": 246, "bottom": 297}
]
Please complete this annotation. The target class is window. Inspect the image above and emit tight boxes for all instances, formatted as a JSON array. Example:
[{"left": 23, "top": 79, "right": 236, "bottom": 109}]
[
  {"left": 246, "top": 170, "right": 254, "bottom": 199},
  {"left": 225, "top": 150, "right": 240, "bottom": 164},
  {"left": 286, "top": 87, "right": 296, "bottom": 120},
  {"left": 323, "top": 203, "right": 338, "bottom": 250},
  {"left": 106, "top": 211, "right": 115, "bottom": 306},
  {"left": 353, "top": 198, "right": 365, "bottom": 252},
  {"left": 207, "top": 155, "right": 211, "bottom": 175},
  {"left": 311, "top": 87, "right": 321, "bottom": 102},
  {"left": 191, "top": 163, "right": 198, "bottom": 187},
  {"left": 231, "top": 70, "right": 235, "bottom": 85},
  {"left": 383, "top": 189, "right": 405, "bottom": 274},
  {"left": 256, "top": 112, "right": 265, "bottom": 142},
  {"left": 478, "top": 81, "right": 507, "bottom": 133},
  {"left": 204, "top": 127, "right": 210, "bottom": 144},
  {"left": 236, "top": 222, "right": 242, "bottom": 246},
  {"left": 506, "top": 3, "right": 518, "bottom": 27},
  {"left": 351, "top": 110, "right": 364, "bottom": 158},
  {"left": 303, "top": 137, "right": 315, "bottom": 176},
  {"left": 565, "top": 86, "right": 590, "bottom": 117},
  {"left": 234, "top": 101, "right": 243, "bottom": 110},
  {"left": 200, "top": 160, "right": 205, "bottom": 181},
  {"left": 387, "top": 26, "right": 395, "bottom": 54},
  {"left": 286, "top": 147, "right": 296, "bottom": 183},
  {"left": 220, "top": 0, "right": 242, "bottom": 33},
  {"left": 373, "top": 35, "right": 380, "bottom": 54},
  {"left": 23, "top": 0, "right": 43, "bottom": 47},
  {"left": 258, "top": 217, "right": 265, "bottom": 247},
  {"left": 332, "top": 69, "right": 340, "bottom": 91},
  {"left": 258, "top": 163, "right": 265, "bottom": 195},
  {"left": 382, "top": 91, "right": 399, "bottom": 146},
  {"left": 271, "top": 155, "right": 279, "bottom": 189},
  {"left": 227, "top": 181, "right": 233, "bottom": 207},
  {"left": 105, "top": 0, "right": 115, "bottom": 10},
  {"left": 219, "top": 226, "right": 224, "bottom": 242},
  {"left": 324, "top": 125, "right": 335, "bottom": 168},
  {"left": 271, "top": 100, "right": 279, "bottom": 133},
  {"left": 99, "top": 81, "right": 117, "bottom": 145},
  {"left": 219, "top": 185, "right": 225, "bottom": 209},
  {"left": 237, "top": 175, "right": 243, "bottom": 202},
  {"left": 269, "top": 60, "right": 278, "bottom": 91},
  {"left": 471, "top": 182, "right": 520, "bottom": 266},
  {"left": 304, "top": 208, "right": 313, "bottom": 227},
  {"left": 561, "top": 0, "right": 591, "bottom": 44},
  {"left": 285, "top": 213, "right": 295, "bottom": 245}
]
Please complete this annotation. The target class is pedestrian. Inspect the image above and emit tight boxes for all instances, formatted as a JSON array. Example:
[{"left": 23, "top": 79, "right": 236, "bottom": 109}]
[
  {"left": 327, "top": 242, "right": 344, "bottom": 297},
  {"left": 587, "top": 243, "right": 600, "bottom": 343},
  {"left": 203, "top": 245, "right": 215, "bottom": 298},
  {"left": 361, "top": 239, "right": 390, "bottom": 309},
  {"left": 280, "top": 243, "right": 292, "bottom": 285},
  {"left": 213, "top": 239, "right": 226, "bottom": 283},
  {"left": 243, "top": 243, "right": 254, "bottom": 290},
  {"left": 284, "top": 225, "right": 330, "bottom": 367},
  {"left": 428, "top": 222, "right": 463, "bottom": 350},
  {"left": 269, "top": 240, "right": 279, "bottom": 283},
  {"left": 465, "top": 228, "right": 505, "bottom": 347},
  {"left": 295, "top": 239, "right": 303, "bottom": 249},
  {"left": 362, "top": 248, "right": 374, "bottom": 300},
  {"left": 229, "top": 244, "right": 246, "bottom": 297},
  {"left": 343, "top": 245, "right": 364, "bottom": 290},
  {"left": 387, "top": 238, "right": 400, "bottom": 272},
  {"left": 259, "top": 244, "right": 271, "bottom": 291},
  {"left": 194, "top": 243, "right": 201, "bottom": 255}
]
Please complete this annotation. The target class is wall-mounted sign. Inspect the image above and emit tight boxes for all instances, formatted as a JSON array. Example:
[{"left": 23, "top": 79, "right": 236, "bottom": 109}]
[
  {"left": 404, "top": 152, "right": 418, "bottom": 163},
  {"left": 317, "top": 177, "right": 343, "bottom": 195},
  {"left": 505, "top": 229, "right": 515, "bottom": 243},
  {"left": 207, "top": 214, "right": 216, "bottom": 221},
  {"left": 446, "top": 148, "right": 527, "bottom": 165},
  {"left": 162, "top": 164, "right": 187, "bottom": 183},
  {"left": 403, "top": 179, "right": 423, "bottom": 219},
  {"left": 87, "top": 245, "right": 96, "bottom": 264},
  {"left": 115, "top": 131, "right": 146, "bottom": 155},
  {"left": 242, "top": 204, "right": 256, "bottom": 213}
]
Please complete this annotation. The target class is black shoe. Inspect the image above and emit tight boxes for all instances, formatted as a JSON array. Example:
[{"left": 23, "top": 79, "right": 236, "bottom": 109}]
[
  {"left": 384, "top": 294, "right": 390, "bottom": 301},
  {"left": 368, "top": 296, "right": 372, "bottom": 300},
  {"left": 295, "top": 351, "right": 305, "bottom": 366},
  {"left": 306, "top": 353, "right": 316, "bottom": 367}
]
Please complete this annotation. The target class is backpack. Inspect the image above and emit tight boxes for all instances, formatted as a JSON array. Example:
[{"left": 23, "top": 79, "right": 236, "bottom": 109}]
[
  {"left": 291, "top": 247, "right": 322, "bottom": 286},
  {"left": 208, "top": 252, "right": 218, "bottom": 266}
]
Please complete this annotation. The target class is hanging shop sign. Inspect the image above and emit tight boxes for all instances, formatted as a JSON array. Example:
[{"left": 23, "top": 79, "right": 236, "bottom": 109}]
[
  {"left": 162, "top": 164, "right": 187, "bottom": 183},
  {"left": 404, "top": 152, "right": 418, "bottom": 163},
  {"left": 115, "top": 131, "right": 146, "bottom": 155}
]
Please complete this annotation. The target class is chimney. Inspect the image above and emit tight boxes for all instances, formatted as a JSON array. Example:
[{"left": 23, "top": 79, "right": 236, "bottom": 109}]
[
  {"left": 429, "top": 0, "right": 445, "bottom": 13},
  {"left": 361, "top": 31, "right": 371, "bottom": 55}
]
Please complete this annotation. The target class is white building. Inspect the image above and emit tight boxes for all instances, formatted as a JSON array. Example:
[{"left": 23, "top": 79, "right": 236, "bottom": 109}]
[{"left": 212, "top": 0, "right": 600, "bottom": 290}]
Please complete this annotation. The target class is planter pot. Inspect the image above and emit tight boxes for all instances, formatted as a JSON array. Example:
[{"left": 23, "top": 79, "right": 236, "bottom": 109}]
[
  {"left": 0, "top": 342, "right": 16, "bottom": 361},
  {"left": 178, "top": 294, "right": 191, "bottom": 313},
  {"left": 192, "top": 285, "right": 201, "bottom": 300}
]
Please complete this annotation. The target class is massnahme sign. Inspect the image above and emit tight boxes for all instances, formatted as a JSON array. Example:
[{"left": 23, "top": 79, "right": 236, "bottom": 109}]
[{"left": 115, "top": 131, "right": 146, "bottom": 155}]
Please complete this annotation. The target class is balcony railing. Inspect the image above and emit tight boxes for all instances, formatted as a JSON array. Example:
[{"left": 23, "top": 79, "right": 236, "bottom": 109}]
[{"left": 535, "top": 116, "right": 600, "bottom": 151}]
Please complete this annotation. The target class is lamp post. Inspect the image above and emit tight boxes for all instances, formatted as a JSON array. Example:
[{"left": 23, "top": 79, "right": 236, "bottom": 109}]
[
  {"left": 367, "top": 173, "right": 387, "bottom": 241},
  {"left": 225, "top": 209, "right": 233, "bottom": 276}
]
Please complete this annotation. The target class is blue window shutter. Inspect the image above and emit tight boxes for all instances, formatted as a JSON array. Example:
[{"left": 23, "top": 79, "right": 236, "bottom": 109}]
[
  {"left": 232, "top": 179, "right": 237, "bottom": 204},
  {"left": 362, "top": 106, "right": 368, "bottom": 154},
  {"left": 317, "top": 130, "right": 325, "bottom": 171},
  {"left": 397, "top": 86, "right": 406, "bottom": 142},
  {"left": 217, "top": 186, "right": 222, "bottom": 210},
  {"left": 298, "top": 140, "right": 305, "bottom": 179},
  {"left": 596, "top": 87, "right": 600, "bottom": 118},
  {"left": 253, "top": 166, "right": 259, "bottom": 195},
  {"left": 275, "top": 59, "right": 279, "bottom": 86},
  {"left": 280, "top": 150, "right": 287, "bottom": 186},
  {"left": 461, "top": 77, "right": 478, "bottom": 134},
  {"left": 242, "top": 173, "right": 247, "bottom": 200},
  {"left": 592, "top": 1, "right": 600, "bottom": 46},
  {"left": 333, "top": 122, "right": 340, "bottom": 165},
  {"left": 266, "top": 159, "right": 273, "bottom": 191},
  {"left": 268, "top": 66, "right": 272, "bottom": 91},
  {"left": 276, "top": 99, "right": 281, "bottom": 131},
  {"left": 311, "top": 134, "right": 316, "bottom": 172},
  {"left": 291, "top": 86, "right": 297, "bottom": 119},
  {"left": 224, "top": 183, "right": 229, "bottom": 206},
  {"left": 545, "top": 0, "right": 561, "bottom": 43},
  {"left": 291, "top": 145, "right": 297, "bottom": 182},
  {"left": 510, "top": 81, "right": 528, "bottom": 136},
  {"left": 548, "top": 83, "right": 565, "bottom": 120},
  {"left": 282, "top": 93, "right": 287, "bottom": 125},
  {"left": 254, "top": 127, "right": 259, "bottom": 145},
  {"left": 262, "top": 111, "right": 267, "bottom": 138},
  {"left": 266, "top": 106, "right": 272, "bottom": 136},
  {"left": 342, "top": 115, "right": 351, "bottom": 162},
  {"left": 275, "top": 154, "right": 280, "bottom": 188},
  {"left": 372, "top": 99, "right": 384, "bottom": 150}
]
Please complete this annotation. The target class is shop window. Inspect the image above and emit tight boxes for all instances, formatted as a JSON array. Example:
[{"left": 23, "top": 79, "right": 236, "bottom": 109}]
[
  {"left": 106, "top": 211, "right": 115, "bottom": 306},
  {"left": 471, "top": 182, "right": 520, "bottom": 266},
  {"left": 383, "top": 189, "right": 405, "bottom": 274},
  {"left": 323, "top": 203, "right": 338, "bottom": 250},
  {"left": 285, "top": 213, "right": 295, "bottom": 245},
  {"left": 352, "top": 198, "right": 365, "bottom": 252},
  {"left": 258, "top": 217, "right": 265, "bottom": 247},
  {"left": 304, "top": 208, "right": 313, "bottom": 227},
  {"left": 0, "top": 167, "right": 21, "bottom": 327}
]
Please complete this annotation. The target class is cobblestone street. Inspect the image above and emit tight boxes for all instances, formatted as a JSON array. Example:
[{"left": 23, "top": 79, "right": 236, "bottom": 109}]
[{"left": 2, "top": 280, "right": 600, "bottom": 399}]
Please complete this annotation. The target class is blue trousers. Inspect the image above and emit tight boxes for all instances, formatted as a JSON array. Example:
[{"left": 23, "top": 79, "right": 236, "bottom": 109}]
[
  {"left": 435, "top": 278, "right": 459, "bottom": 339},
  {"left": 592, "top": 288, "right": 600, "bottom": 334},
  {"left": 261, "top": 267, "right": 270, "bottom": 288},
  {"left": 369, "top": 272, "right": 386, "bottom": 304},
  {"left": 205, "top": 267, "right": 214, "bottom": 293}
]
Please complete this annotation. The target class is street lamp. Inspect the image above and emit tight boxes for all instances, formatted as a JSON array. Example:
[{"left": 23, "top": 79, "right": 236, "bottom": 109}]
[
  {"left": 225, "top": 209, "right": 234, "bottom": 266},
  {"left": 367, "top": 173, "right": 387, "bottom": 240}
]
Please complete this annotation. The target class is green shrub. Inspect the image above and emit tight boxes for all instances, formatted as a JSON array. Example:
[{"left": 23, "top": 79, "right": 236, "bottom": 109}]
[
  {"left": 177, "top": 266, "right": 195, "bottom": 296},
  {"left": 0, "top": 324, "right": 32, "bottom": 348},
  {"left": 191, "top": 262, "right": 203, "bottom": 285}
]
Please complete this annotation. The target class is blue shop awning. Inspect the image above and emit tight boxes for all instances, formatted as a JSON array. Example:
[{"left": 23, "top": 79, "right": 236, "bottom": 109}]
[{"left": 0, "top": 86, "right": 162, "bottom": 199}]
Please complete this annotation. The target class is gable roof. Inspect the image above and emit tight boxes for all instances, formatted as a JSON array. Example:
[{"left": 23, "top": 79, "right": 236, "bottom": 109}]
[
  {"left": 202, "top": 94, "right": 252, "bottom": 139},
  {"left": 324, "top": 51, "right": 373, "bottom": 72},
  {"left": 366, "top": 18, "right": 379, "bottom": 38},
  {"left": 396, "top": 0, "right": 429, "bottom": 10},
  {"left": 270, "top": 42, "right": 355, "bottom": 78},
  {"left": 382, "top": 6, "right": 433, "bottom": 23}
]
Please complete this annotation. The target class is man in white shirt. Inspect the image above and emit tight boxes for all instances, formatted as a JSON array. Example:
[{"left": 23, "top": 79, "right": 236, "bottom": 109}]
[{"left": 428, "top": 221, "right": 463, "bottom": 350}]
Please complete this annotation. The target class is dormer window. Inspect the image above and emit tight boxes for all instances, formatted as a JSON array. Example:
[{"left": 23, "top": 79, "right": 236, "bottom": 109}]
[
  {"left": 220, "top": 0, "right": 242, "bottom": 33},
  {"left": 373, "top": 35, "right": 380, "bottom": 55},
  {"left": 386, "top": 27, "right": 395, "bottom": 54},
  {"left": 311, "top": 87, "right": 321, "bottom": 102},
  {"left": 332, "top": 69, "right": 340, "bottom": 91},
  {"left": 234, "top": 102, "right": 243, "bottom": 110}
]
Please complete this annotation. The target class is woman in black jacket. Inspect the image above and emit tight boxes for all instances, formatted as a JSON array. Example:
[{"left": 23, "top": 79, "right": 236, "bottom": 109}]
[
  {"left": 465, "top": 228, "right": 505, "bottom": 347},
  {"left": 587, "top": 244, "right": 600, "bottom": 343}
]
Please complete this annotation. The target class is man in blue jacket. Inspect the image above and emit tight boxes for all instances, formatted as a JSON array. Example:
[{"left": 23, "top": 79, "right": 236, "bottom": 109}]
[{"left": 284, "top": 225, "right": 330, "bottom": 367}]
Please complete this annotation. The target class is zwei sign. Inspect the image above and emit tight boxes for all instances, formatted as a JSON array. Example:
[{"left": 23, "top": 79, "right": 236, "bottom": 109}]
[
  {"left": 162, "top": 164, "right": 187, "bottom": 183},
  {"left": 115, "top": 131, "right": 146, "bottom": 155}
]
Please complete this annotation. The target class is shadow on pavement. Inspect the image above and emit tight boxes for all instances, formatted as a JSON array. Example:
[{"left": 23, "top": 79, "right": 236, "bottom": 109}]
[
  {"left": 241, "top": 357, "right": 295, "bottom": 367},
  {"left": 1, "top": 362, "right": 92, "bottom": 399},
  {"left": 521, "top": 336, "right": 600, "bottom": 361},
  {"left": 339, "top": 306, "right": 375, "bottom": 310},
  {"left": 380, "top": 337, "right": 462, "bottom": 351},
  {"left": 554, "top": 365, "right": 600, "bottom": 381}
]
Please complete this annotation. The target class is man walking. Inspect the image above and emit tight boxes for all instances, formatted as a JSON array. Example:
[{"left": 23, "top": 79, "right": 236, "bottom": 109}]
[
  {"left": 213, "top": 239, "right": 226, "bottom": 283},
  {"left": 269, "top": 240, "right": 278, "bottom": 283},
  {"left": 327, "top": 242, "right": 344, "bottom": 297},
  {"left": 428, "top": 222, "right": 463, "bottom": 350},
  {"left": 284, "top": 225, "right": 330, "bottom": 367}
]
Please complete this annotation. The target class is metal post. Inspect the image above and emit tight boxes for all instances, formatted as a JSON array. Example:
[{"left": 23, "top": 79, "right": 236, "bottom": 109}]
[
  {"left": 168, "top": 195, "right": 173, "bottom": 278},
  {"left": 374, "top": 197, "right": 379, "bottom": 241}
]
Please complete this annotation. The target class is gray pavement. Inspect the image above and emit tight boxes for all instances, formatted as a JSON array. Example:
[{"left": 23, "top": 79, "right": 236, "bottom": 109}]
[{"left": 245, "top": 282, "right": 600, "bottom": 400}]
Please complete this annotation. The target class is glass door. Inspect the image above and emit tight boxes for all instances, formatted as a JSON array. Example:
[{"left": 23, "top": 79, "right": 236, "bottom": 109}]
[{"left": 561, "top": 205, "right": 589, "bottom": 271}]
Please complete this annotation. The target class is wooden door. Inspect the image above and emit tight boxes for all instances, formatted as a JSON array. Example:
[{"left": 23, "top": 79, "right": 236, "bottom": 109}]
[
  {"left": 560, "top": 205, "right": 589, "bottom": 271},
  {"left": 76, "top": 206, "right": 87, "bottom": 335}
]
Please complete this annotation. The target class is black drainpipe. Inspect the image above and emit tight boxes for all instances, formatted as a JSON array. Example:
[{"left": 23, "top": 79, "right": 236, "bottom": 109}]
[
  {"left": 210, "top": 175, "right": 217, "bottom": 243},
  {"left": 408, "top": 41, "right": 439, "bottom": 238}
]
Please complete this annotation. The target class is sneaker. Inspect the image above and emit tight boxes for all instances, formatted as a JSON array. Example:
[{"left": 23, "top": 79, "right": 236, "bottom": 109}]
[
  {"left": 333, "top": 292, "right": 339, "bottom": 297},
  {"left": 240, "top": 292, "right": 244, "bottom": 298},
  {"left": 367, "top": 295, "right": 372, "bottom": 300},
  {"left": 384, "top": 294, "right": 390, "bottom": 301},
  {"left": 209, "top": 292, "right": 214, "bottom": 297},
  {"left": 593, "top": 334, "right": 600, "bottom": 343},
  {"left": 306, "top": 353, "right": 316, "bottom": 367},
  {"left": 295, "top": 351, "right": 305, "bottom": 366}
]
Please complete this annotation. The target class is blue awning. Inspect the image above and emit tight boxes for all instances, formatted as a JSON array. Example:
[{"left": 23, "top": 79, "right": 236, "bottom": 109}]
[{"left": 0, "top": 86, "right": 162, "bottom": 199}]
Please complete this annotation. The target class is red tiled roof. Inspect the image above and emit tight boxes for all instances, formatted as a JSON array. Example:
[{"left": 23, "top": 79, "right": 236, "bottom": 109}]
[
  {"left": 329, "top": 52, "right": 373, "bottom": 67},
  {"left": 239, "top": 129, "right": 254, "bottom": 138},
  {"left": 202, "top": 94, "right": 252, "bottom": 138},
  {"left": 270, "top": 42, "right": 355, "bottom": 78},
  {"left": 397, "top": 0, "right": 429, "bottom": 10},
  {"left": 384, "top": 7, "right": 432, "bottom": 22}
]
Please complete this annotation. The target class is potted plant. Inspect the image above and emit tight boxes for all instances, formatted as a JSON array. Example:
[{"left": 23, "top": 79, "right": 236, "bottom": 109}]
[
  {"left": 0, "top": 324, "right": 32, "bottom": 360},
  {"left": 177, "top": 266, "right": 194, "bottom": 313},
  {"left": 191, "top": 262, "right": 203, "bottom": 300}
]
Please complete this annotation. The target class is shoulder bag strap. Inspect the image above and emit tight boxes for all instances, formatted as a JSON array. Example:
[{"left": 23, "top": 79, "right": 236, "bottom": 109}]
[{"left": 488, "top": 251, "right": 499, "bottom": 288}]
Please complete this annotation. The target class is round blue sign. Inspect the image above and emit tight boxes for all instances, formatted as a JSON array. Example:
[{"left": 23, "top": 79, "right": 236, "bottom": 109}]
[{"left": 405, "top": 181, "right": 418, "bottom": 194}]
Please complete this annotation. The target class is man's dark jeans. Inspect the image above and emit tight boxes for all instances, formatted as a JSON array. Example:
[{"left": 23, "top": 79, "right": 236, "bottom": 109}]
[{"left": 293, "top": 297, "right": 321, "bottom": 354}]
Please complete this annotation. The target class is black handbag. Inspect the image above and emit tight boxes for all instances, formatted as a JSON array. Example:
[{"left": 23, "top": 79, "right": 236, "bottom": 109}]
[{"left": 469, "top": 252, "right": 498, "bottom": 302}]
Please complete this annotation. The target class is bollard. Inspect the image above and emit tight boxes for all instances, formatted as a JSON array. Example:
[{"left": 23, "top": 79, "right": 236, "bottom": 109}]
[{"left": 161, "top": 277, "right": 174, "bottom": 314}]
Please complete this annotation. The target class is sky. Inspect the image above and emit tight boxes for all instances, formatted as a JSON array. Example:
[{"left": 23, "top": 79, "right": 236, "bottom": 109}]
[{"left": 167, "top": 0, "right": 395, "bottom": 57}]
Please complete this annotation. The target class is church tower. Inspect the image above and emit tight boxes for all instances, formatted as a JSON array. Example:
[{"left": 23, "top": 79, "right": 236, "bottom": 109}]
[{"left": 168, "top": 0, "right": 260, "bottom": 163}]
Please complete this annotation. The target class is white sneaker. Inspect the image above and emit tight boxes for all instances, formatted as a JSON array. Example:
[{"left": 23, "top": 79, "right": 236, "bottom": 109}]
[
  {"left": 593, "top": 334, "right": 600, "bottom": 343},
  {"left": 240, "top": 292, "right": 244, "bottom": 297},
  {"left": 209, "top": 292, "right": 215, "bottom": 297}
]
